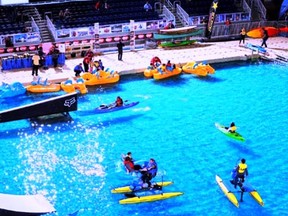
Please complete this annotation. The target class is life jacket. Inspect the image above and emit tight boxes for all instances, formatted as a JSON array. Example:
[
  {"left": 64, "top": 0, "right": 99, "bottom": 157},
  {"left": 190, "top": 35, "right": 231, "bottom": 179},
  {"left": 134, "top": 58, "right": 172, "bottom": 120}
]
[
  {"left": 124, "top": 159, "right": 134, "bottom": 172},
  {"left": 238, "top": 163, "right": 247, "bottom": 174},
  {"left": 147, "top": 161, "right": 158, "bottom": 177},
  {"left": 229, "top": 126, "right": 237, "bottom": 132}
]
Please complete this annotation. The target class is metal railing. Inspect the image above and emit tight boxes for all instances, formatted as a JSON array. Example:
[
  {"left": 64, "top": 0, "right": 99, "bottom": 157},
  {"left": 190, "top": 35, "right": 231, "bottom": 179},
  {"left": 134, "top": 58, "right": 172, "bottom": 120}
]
[
  {"left": 162, "top": 5, "right": 176, "bottom": 24},
  {"left": 245, "top": 0, "right": 266, "bottom": 20},
  {"left": 242, "top": 0, "right": 251, "bottom": 19},
  {"left": 176, "top": 4, "right": 190, "bottom": 26}
]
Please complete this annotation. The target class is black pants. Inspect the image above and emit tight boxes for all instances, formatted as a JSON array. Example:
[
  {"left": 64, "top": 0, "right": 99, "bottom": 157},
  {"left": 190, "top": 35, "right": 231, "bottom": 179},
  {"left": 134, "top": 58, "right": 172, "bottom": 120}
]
[
  {"left": 83, "top": 62, "right": 89, "bottom": 72},
  {"left": 261, "top": 38, "right": 268, "bottom": 47},
  {"left": 52, "top": 58, "right": 58, "bottom": 68},
  {"left": 32, "top": 64, "right": 39, "bottom": 76},
  {"left": 118, "top": 51, "right": 123, "bottom": 60},
  {"left": 239, "top": 35, "right": 245, "bottom": 44},
  {"left": 74, "top": 70, "right": 81, "bottom": 76}
]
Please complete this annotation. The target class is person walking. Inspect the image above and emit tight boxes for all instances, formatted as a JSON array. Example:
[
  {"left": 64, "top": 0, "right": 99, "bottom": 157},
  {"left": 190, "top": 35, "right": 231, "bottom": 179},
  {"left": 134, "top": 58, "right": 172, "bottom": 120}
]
[
  {"left": 261, "top": 28, "right": 269, "bottom": 48},
  {"left": 117, "top": 40, "right": 125, "bottom": 61},
  {"left": 239, "top": 27, "right": 246, "bottom": 45},
  {"left": 32, "top": 52, "right": 40, "bottom": 76}
]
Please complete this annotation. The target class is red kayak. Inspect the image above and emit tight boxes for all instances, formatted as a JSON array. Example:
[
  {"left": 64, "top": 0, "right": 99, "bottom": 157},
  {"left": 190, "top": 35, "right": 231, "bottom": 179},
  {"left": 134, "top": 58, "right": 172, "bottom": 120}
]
[{"left": 247, "top": 27, "right": 280, "bottom": 38}]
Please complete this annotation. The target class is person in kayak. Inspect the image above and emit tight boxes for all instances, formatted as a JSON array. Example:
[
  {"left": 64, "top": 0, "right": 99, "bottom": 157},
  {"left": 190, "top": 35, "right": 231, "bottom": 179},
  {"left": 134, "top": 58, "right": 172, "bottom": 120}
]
[
  {"left": 231, "top": 158, "right": 249, "bottom": 188},
  {"left": 114, "top": 96, "right": 123, "bottom": 107},
  {"left": 225, "top": 122, "right": 237, "bottom": 133},
  {"left": 140, "top": 158, "right": 158, "bottom": 187}
]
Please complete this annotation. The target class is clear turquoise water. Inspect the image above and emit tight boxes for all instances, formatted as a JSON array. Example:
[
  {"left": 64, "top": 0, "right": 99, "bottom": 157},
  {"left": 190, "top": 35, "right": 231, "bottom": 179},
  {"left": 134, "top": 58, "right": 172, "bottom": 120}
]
[{"left": 0, "top": 61, "right": 288, "bottom": 216}]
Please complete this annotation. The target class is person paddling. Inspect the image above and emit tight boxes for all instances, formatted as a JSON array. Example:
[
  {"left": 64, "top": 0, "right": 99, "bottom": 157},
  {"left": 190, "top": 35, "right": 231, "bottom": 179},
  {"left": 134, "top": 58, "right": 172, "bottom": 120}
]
[{"left": 225, "top": 122, "right": 237, "bottom": 133}]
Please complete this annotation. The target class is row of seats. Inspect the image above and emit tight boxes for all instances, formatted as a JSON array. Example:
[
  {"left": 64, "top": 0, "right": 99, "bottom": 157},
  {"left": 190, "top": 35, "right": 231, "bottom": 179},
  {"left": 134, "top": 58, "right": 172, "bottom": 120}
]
[
  {"left": 57, "top": 11, "right": 160, "bottom": 29},
  {"left": 178, "top": 0, "right": 241, "bottom": 16}
]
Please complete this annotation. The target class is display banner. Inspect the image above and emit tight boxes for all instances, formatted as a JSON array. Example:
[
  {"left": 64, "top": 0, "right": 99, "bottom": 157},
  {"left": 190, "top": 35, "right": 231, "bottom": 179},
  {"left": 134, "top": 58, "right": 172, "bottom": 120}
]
[{"left": 205, "top": 0, "right": 219, "bottom": 39}]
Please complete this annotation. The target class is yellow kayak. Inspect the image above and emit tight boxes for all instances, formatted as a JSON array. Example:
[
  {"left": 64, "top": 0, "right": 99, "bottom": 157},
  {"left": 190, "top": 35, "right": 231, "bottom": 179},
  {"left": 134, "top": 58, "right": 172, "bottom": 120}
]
[
  {"left": 216, "top": 175, "right": 239, "bottom": 208},
  {"left": 111, "top": 181, "right": 173, "bottom": 194},
  {"left": 119, "top": 192, "right": 183, "bottom": 204},
  {"left": 250, "top": 190, "right": 264, "bottom": 206}
]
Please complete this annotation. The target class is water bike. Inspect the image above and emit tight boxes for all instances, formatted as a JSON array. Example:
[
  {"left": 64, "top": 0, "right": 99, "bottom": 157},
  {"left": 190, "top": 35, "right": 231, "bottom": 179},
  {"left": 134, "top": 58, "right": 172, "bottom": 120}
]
[
  {"left": 215, "top": 175, "right": 264, "bottom": 207},
  {"left": 119, "top": 191, "right": 183, "bottom": 204},
  {"left": 215, "top": 123, "right": 245, "bottom": 142},
  {"left": 111, "top": 181, "right": 174, "bottom": 194}
]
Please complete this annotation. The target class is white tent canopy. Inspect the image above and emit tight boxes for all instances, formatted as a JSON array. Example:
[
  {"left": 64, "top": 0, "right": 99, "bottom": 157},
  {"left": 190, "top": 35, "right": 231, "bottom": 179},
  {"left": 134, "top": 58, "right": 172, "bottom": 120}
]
[{"left": 0, "top": 193, "right": 55, "bottom": 214}]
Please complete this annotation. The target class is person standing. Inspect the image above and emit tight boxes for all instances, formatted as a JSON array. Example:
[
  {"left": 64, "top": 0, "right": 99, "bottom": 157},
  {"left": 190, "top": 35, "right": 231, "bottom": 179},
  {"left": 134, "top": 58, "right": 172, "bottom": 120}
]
[
  {"left": 117, "top": 40, "right": 125, "bottom": 61},
  {"left": 224, "top": 19, "right": 231, "bottom": 35},
  {"left": 239, "top": 27, "right": 246, "bottom": 45},
  {"left": 32, "top": 52, "right": 40, "bottom": 76},
  {"left": 74, "top": 63, "right": 84, "bottom": 77},
  {"left": 261, "top": 28, "right": 269, "bottom": 48},
  {"left": 51, "top": 48, "right": 59, "bottom": 68},
  {"left": 231, "top": 158, "right": 248, "bottom": 189},
  {"left": 83, "top": 55, "right": 91, "bottom": 72}
]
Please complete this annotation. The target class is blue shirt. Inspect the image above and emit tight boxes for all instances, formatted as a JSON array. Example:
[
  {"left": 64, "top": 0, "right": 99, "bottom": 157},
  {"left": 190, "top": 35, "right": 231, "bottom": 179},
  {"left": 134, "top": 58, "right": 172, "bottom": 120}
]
[{"left": 74, "top": 65, "right": 84, "bottom": 71}]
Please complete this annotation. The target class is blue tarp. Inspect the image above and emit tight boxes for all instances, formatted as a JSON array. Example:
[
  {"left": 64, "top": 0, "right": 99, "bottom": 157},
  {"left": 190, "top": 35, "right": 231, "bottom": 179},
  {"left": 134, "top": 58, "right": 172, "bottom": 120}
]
[
  {"left": 279, "top": 0, "right": 288, "bottom": 19},
  {"left": 2, "top": 53, "right": 65, "bottom": 70}
]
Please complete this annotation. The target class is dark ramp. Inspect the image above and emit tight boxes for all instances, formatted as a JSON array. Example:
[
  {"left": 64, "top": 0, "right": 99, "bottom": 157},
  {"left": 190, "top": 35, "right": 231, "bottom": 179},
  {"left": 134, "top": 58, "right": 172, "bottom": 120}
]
[{"left": 0, "top": 92, "right": 77, "bottom": 123}]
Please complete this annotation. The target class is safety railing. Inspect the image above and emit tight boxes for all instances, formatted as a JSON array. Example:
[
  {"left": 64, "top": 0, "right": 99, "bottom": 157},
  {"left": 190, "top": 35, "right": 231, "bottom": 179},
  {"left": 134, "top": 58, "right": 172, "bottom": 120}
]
[
  {"left": 162, "top": 5, "right": 176, "bottom": 25},
  {"left": 242, "top": 0, "right": 251, "bottom": 20},
  {"left": 245, "top": 0, "right": 266, "bottom": 20},
  {"left": 176, "top": 4, "right": 190, "bottom": 26}
]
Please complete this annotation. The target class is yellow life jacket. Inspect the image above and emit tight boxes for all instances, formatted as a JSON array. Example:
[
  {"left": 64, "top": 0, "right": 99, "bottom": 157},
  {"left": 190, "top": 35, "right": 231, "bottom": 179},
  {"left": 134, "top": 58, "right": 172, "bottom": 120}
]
[
  {"left": 229, "top": 126, "right": 237, "bottom": 132},
  {"left": 238, "top": 163, "right": 247, "bottom": 174}
]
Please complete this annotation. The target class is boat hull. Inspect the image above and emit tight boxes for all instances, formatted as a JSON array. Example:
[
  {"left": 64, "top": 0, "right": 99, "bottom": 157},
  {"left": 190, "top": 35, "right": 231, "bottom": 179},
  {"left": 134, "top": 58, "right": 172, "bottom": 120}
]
[
  {"left": 153, "top": 66, "right": 182, "bottom": 80},
  {"left": 111, "top": 181, "right": 173, "bottom": 194},
  {"left": 182, "top": 62, "right": 215, "bottom": 76},
  {"left": 216, "top": 175, "right": 239, "bottom": 207},
  {"left": 81, "top": 71, "right": 120, "bottom": 86},
  {"left": 119, "top": 192, "right": 183, "bottom": 204}
]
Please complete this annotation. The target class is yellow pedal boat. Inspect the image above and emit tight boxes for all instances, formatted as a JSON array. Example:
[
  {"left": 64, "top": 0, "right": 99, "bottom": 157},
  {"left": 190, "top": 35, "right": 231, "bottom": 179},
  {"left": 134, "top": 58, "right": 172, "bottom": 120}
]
[
  {"left": 61, "top": 78, "right": 88, "bottom": 94},
  {"left": 81, "top": 69, "right": 119, "bottom": 86},
  {"left": 182, "top": 61, "right": 215, "bottom": 76}
]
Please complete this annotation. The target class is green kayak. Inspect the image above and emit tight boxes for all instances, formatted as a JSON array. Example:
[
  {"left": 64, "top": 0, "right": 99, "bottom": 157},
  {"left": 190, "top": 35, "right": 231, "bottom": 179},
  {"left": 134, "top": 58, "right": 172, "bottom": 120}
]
[
  {"left": 215, "top": 123, "right": 245, "bottom": 142},
  {"left": 160, "top": 40, "right": 197, "bottom": 48}
]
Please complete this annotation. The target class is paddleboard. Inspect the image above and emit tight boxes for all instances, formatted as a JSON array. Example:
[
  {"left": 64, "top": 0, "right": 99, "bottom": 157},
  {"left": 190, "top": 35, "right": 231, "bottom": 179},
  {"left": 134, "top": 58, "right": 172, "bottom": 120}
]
[
  {"left": 216, "top": 175, "right": 239, "bottom": 207},
  {"left": 215, "top": 123, "right": 245, "bottom": 142},
  {"left": 119, "top": 192, "right": 183, "bottom": 204}
]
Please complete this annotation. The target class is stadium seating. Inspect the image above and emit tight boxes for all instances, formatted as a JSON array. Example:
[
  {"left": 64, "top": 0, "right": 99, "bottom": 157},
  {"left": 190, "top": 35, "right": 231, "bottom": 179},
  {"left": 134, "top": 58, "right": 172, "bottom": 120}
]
[
  {"left": 0, "top": 6, "right": 30, "bottom": 35},
  {"left": 178, "top": 0, "right": 241, "bottom": 16},
  {"left": 35, "top": 0, "right": 160, "bottom": 29}
]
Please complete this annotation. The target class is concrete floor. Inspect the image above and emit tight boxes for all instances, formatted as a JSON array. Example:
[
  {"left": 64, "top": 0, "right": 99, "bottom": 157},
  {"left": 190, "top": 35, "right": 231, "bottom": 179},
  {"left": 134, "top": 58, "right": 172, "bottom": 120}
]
[{"left": 0, "top": 37, "right": 287, "bottom": 86}]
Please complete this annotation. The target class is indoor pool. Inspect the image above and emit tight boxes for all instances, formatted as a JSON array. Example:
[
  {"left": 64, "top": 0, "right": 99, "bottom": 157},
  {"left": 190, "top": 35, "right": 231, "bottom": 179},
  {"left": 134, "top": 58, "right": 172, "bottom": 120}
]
[{"left": 0, "top": 60, "right": 288, "bottom": 216}]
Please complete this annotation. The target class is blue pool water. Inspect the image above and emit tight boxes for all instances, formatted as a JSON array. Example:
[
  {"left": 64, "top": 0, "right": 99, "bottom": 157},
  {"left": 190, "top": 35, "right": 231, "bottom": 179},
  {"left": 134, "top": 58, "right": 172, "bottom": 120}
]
[{"left": 0, "top": 61, "right": 288, "bottom": 216}]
